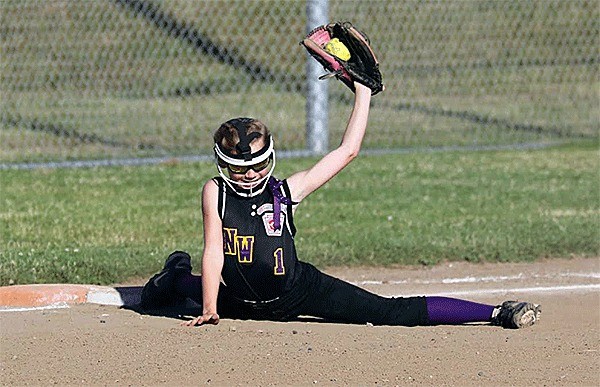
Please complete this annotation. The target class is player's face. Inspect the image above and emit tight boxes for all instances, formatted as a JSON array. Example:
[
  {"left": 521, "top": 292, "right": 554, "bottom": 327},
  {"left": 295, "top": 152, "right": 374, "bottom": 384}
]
[{"left": 227, "top": 140, "right": 272, "bottom": 188}]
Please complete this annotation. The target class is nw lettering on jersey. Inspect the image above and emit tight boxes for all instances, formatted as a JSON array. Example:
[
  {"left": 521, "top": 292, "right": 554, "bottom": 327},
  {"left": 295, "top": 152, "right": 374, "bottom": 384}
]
[{"left": 223, "top": 227, "right": 254, "bottom": 263}]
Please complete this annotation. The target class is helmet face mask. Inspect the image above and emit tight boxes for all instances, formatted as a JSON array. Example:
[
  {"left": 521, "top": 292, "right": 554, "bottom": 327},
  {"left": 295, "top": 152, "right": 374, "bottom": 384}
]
[{"left": 214, "top": 118, "right": 275, "bottom": 198}]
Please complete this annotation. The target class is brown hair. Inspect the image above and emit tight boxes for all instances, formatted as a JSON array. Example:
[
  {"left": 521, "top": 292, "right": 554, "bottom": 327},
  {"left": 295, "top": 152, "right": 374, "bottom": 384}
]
[{"left": 213, "top": 118, "right": 270, "bottom": 155}]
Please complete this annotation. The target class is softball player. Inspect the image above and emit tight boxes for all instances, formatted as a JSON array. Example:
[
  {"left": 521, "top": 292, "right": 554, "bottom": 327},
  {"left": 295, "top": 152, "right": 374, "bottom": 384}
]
[{"left": 141, "top": 83, "right": 541, "bottom": 329}]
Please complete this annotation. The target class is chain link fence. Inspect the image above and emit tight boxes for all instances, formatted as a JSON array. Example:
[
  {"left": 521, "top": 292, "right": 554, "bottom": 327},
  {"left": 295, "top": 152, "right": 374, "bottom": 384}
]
[{"left": 1, "top": 0, "right": 598, "bottom": 165}]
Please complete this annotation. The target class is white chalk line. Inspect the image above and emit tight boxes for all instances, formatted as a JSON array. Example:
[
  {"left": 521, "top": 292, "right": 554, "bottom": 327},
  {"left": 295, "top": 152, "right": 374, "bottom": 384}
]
[
  {"left": 354, "top": 272, "right": 600, "bottom": 286},
  {"left": 387, "top": 284, "right": 600, "bottom": 298},
  {"left": 0, "top": 303, "right": 71, "bottom": 313},
  {"left": 355, "top": 271, "right": 600, "bottom": 297}
]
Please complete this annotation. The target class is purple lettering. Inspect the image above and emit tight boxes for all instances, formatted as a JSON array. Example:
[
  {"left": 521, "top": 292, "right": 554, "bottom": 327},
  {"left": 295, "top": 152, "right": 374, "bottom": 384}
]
[{"left": 237, "top": 236, "right": 254, "bottom": 263}]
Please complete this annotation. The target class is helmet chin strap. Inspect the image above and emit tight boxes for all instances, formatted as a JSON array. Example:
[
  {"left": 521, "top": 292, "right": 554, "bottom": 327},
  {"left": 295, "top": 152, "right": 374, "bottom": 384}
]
[{"left": 217, "top": 153, "right": 276, "bottom": 198}]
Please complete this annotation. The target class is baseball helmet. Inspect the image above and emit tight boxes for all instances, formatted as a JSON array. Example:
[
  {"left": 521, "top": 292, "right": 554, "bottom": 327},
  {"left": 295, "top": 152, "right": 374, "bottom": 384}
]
[{"left": 213, "top": 118, "right": 276, "bottom": 197}]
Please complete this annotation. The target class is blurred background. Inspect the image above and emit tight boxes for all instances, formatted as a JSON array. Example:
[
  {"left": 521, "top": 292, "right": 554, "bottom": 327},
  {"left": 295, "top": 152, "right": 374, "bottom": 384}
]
[{"left": 1, "top": 0, "right": 598, "bottom": 165}]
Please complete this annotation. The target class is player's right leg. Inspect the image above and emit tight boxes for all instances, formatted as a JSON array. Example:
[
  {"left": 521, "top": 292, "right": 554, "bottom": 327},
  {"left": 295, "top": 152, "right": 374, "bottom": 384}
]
[
  {"left": 140, "top": 250, "right": 246, "bottom": 319},
  {"left": 140, "top": 251, "right": 192, "bottom": 310}
]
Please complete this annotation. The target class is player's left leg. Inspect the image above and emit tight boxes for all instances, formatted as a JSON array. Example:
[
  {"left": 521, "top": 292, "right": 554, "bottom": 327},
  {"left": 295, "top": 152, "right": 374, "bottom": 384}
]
[
  {"left": 426, "top": 297, "right": 541, "bottom": 328},
  {"left": 297, "top": 263, "right": 429, "bottom": 326},
  {"left": 296, "top": 263, "right": 541, "bottom": 328},
  {"left": 426, "top": 296, "right": 495, "bottom": 324}
]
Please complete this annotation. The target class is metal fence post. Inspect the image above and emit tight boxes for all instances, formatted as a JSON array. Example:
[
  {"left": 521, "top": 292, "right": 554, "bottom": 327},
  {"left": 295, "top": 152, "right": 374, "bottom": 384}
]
[{"left": 306, "top": 0, "right": 329, "bottom": 155}]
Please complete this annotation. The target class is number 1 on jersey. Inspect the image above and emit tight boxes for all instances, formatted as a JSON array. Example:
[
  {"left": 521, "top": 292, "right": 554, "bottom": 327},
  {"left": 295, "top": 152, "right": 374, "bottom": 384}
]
[{"left": 273, "top": 248, "right": 285, "bottom": 275}]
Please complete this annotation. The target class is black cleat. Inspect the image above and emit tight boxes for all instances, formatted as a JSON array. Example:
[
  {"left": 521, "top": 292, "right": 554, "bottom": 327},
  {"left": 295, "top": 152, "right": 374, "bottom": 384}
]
[{"left": 491, "top": 301, "right": 541, "bottom": 329}]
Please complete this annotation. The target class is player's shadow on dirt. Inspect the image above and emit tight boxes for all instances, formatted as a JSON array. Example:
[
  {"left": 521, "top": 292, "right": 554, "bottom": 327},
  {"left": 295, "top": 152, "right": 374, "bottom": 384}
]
[
  {"left": 114, "top": 286, "right": 200, "bottom": 320},
  {"left": 114, "top": 286, "right": 337, "bottom": 323}
]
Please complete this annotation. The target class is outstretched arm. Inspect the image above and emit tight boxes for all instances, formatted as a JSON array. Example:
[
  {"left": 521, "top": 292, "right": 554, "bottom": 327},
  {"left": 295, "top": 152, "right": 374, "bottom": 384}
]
[
  {"left": 287, "top": 82, "right": 372, "bottom": 202},
  {"left": 182, "top": 180, "right": 223, "bottom": 326}
]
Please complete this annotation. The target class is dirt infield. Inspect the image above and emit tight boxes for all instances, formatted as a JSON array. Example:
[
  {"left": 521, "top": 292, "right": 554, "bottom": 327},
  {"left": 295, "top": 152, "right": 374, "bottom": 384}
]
[{"left": 1, "top": 257, "right": 598, "bottom": 386}]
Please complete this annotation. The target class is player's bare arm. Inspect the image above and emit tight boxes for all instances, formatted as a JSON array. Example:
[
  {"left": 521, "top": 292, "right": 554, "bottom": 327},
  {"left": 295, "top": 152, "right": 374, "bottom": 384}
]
[
  {"left": 287, "top": 82, "right": 371, "bottom": 203},
  {"left": 182, "top": 179, "right": 222, "bottom": 326}
]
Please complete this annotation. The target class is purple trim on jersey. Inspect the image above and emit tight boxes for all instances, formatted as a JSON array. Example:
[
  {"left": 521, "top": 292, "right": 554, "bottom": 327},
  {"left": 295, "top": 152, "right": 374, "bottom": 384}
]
[
  {"left": 268, "top": 178, "right": 292, "bottom": 231},
  {"left": 426, "top": 296, "right": 495, "bottom": 325}
]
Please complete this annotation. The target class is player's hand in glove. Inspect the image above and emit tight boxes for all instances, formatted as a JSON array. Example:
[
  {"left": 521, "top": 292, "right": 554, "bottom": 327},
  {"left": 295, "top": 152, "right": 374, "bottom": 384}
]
[
  {"left": 301, "top": 21, "right": 384, "bottom": 95},
  {"left": 181, "top": 312, "right": 220, "bottom": 327}
]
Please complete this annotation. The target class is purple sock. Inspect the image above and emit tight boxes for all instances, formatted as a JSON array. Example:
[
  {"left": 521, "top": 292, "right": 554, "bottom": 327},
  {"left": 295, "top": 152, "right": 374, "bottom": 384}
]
[{"left": 426, "top": 296, "right": 495, "bottom": 325}]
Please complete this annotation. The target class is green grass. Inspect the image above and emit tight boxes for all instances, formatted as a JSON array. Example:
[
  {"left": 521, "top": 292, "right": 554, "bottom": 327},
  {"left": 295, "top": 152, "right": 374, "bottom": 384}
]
[{"left": 1, "top": 142, "right": 598, "bottom": 285}]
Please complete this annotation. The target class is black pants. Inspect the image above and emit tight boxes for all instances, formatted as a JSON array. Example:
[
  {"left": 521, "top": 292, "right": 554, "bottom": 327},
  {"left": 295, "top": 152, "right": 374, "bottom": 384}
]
[{"left": 178, "top": 262, "right": 429, "bottom": 326}]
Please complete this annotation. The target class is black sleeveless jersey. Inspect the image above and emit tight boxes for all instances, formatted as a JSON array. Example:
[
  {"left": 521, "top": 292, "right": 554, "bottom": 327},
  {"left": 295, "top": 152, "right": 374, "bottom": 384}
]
[{"left": 214, "top": 176, "right": 302, "bottom": 302}]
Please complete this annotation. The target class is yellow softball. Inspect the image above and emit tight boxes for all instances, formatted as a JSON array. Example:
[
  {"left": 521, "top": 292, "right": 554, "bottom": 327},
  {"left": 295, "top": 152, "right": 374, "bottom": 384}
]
[{"left": 324, "top": 38, "right": 351, "bottom": 61}]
